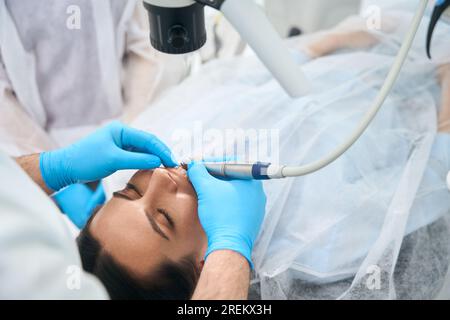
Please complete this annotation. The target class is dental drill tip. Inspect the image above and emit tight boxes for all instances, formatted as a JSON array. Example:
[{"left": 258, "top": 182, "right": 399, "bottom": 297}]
[{"left": 180, "top": 162, "right": 188, "bottom": 170}]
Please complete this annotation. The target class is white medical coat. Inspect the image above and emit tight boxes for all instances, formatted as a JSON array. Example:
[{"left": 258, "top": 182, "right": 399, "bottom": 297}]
[
  {"left": 0, "top": 152, "right": 108, "bottom": 299},
  {"left": 0, "top": 0, "right": 189, "bottom": 155}
]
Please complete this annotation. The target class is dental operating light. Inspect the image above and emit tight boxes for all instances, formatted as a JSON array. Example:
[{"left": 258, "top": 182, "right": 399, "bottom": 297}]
[
  {"left": 145, "top": 0, "right": 430, "bottom": 180},
  {"left": 142, "top": 0, "right": 311, "bottom": 98}
]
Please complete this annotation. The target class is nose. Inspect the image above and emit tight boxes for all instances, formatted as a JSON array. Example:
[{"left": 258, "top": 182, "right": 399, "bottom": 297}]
[
  {"left": 150, "top": 168, "right": 178, "bottom": 192},
  {"left": 138, "top": 169, "right": 178, "bottom": 207},
  {"left": 167, "top": 166, "right": 188, "bottom": 177}
]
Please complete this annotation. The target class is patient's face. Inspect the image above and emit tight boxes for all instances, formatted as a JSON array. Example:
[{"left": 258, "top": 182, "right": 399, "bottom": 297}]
[{"left": 88, "top": 168, "right": 207, "bottom": 278}]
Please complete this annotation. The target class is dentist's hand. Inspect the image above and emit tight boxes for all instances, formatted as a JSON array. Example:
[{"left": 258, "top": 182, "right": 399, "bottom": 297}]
[
  {"left": 188, "top": 162, "right": 267, "bottom": 268},
  {"left": 40, "top": 121, "right": 177, "bottom": 192},
  {"left": 53, "top": 183, "right": 106, "bottom": 229}
]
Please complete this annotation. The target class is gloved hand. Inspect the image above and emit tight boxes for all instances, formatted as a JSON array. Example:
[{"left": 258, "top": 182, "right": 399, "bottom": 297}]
[
  {"left": 188, "top": 162, "right": 267, "bottom": 268},
  {"left": 53, "top": 183, "right": 106, "bottom": 229},
  {"left": 40, "top": 121, "right": 177, "bottom": 192}
]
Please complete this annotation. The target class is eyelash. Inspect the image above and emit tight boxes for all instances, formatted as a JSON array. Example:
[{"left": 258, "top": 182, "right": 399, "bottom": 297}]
[
  {"left": 120, "top": 186, "right": 174, "bottom": 228},
  {"left": 157, "top": 208, "right": 174, "bottom": 227},
  {"left": 126, "top": 184, "right": 143, "bottom": 197}
]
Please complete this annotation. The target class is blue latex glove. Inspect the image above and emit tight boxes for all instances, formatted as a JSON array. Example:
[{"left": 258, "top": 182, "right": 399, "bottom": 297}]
[
  {"left": 40, "top": 121, "right": 177, "bottom": 192},
  {"left": 187, "top": 162, "right": 267, "bottom": 268},
  {"left": 53, "top": 183, "right": 106, "bottom": 229}
]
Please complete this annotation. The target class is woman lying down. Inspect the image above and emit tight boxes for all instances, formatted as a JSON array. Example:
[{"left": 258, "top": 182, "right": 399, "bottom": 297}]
[{"left": 78, "top": 14, "right": 450, "bottom": 299}]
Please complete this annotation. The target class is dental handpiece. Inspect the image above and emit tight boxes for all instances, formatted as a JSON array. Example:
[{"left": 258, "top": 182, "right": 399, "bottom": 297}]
[
  {"left": 181, "top": 162, "right": 286, "bottom": 180},
  {"left": 204, "top": 162, "right": 276, "bottom": 180}
]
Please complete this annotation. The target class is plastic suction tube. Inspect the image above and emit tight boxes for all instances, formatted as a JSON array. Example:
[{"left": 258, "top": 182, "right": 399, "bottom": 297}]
[{"left": 220, "top": 0, "right": 312, "bottom": 97}]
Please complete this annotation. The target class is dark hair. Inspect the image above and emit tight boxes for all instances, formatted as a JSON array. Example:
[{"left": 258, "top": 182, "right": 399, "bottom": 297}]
[{"left": 77, "top": 219, "right": 200, "bottom": 300}]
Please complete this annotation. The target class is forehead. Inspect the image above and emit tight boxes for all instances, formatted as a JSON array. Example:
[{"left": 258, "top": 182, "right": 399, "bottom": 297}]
[{"left": 89, "top": 198, "right": 164, "bottom": 277}]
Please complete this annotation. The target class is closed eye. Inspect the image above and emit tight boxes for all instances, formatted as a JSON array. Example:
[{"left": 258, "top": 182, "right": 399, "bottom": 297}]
[
  {"left": 113, "top": 183, "right": 142, "bottom": 201},
  {"left": 144, "top": 209, "right": 170, "bottom": 241},
  {"left": 157, "top": 208, "right": 175, "bottom": 229},
  {"left": 126, "top": 183, "right": 143, "bottom": 197}
]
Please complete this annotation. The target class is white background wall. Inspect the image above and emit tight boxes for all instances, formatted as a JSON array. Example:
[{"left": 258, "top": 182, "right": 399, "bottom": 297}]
[
  {"left": 201, "top": 0, "right": 365, "bottom": 62},
  {"left": 263, "top": 0, "right": 362, "bottom": 36}
]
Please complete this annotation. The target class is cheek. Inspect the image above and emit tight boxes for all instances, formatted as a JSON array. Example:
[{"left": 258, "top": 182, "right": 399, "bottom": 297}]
[{"left": 176, "top": 196, "right": 204, "bottom": 239}]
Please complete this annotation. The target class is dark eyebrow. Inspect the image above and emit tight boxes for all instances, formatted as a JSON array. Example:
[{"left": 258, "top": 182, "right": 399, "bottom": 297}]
[
  {"left": 112, "top": 185, "right": 170, "bottom": 240},
  {"left": 145, "top": 210, "right": 170, "bottom": 241}
]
